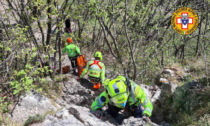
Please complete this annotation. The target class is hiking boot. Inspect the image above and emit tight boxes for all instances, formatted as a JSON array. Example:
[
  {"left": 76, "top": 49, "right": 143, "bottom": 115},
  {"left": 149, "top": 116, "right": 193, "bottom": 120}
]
[
  {"left": 70, "top": 68, "right": 77, "bottom": 75},
  {"left": 93, "top": 83, "right": 100, "bottom": 89}
]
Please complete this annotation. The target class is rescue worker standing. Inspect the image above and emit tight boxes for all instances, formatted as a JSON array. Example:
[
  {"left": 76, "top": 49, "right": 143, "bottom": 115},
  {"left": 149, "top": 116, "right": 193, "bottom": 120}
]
[
  {"left": 90, "top": 76, "right": 153, "bottom": 124},
  {"left": 62, "top": 38, "right": 81, "bottom": 74},
  {"left": 78, "top": 51, "right": 105, "bottom": 89}
]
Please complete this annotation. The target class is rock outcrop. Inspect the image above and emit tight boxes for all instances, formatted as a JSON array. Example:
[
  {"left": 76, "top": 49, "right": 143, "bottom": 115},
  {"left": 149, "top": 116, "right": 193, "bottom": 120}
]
[
  {"left": 9, "top": 64, "right": 208, "bottom": 126},
  {"left": 122, "top": 117, "right": 159, "bottom": 126},
  {"left": 10, "top": 91, "right": 59, "bottom": 123},
  {"left": 9, "top": 73, "right": 159, "bottom": 126},
  {"left": 152, "top": 77, "right": 210, "bottom": 124},
  {"left": 151, "top": 65, "right": 210, "bottom": 125},
  {"left": 33, "top": 105, "right": 115, "bottom": 126}
]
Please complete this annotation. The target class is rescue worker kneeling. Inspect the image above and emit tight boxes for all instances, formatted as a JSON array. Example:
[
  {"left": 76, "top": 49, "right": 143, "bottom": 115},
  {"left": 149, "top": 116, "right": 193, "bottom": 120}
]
[
  {"left": 78, "top": 51, "right": 105, "bottom": 89},
  {"left": 90, "top": 76, "right": 153, "bottom": 124}
]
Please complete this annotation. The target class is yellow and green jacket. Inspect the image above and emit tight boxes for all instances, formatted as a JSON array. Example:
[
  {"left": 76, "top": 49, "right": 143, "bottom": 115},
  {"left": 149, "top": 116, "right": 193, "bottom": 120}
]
[
  {"left": 62, "top": 44, "right": 81, "bottom": 57},
  {"left": 91, "top": 78, "right": 153, "bottom": 117},
  {"left": 80, "top": 60, "right": 105, "bottom": 84}
]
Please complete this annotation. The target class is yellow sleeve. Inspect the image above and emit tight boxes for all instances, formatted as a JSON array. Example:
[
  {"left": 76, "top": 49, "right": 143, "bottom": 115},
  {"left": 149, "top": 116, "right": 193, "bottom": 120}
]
[
  {"left": 91, "top": 91, "right": 109, "bottom": 111},
  {"left": 135, "top": 85, "right": 153, "bottom": 117},
  {"left": 62, "top": 46, "right": 66, "bottom": 54}
]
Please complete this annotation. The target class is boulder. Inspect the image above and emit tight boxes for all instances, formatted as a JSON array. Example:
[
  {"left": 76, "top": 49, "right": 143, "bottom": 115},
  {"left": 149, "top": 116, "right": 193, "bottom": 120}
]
[
  {"left": 152, "top": 78, "right": 210, "bottom": 124},
  {"left": 163, "top": 69, "right": 175, "bottom": 76},
  {"left": 156, "top": 65, "right": 189, "bottom": 87},
  {"left": 159, "top": 78, "right": 169, "bottom": 84},
  {"left": 10, "top": 91, "right": 59, "bottom": 123},
  {"left": 122, "top": 117, "right": 159, "bottom": 126},
  {"left": 34, "top": 105, "right": 115, "bottom": 126},
  {"left": 170, "top": 80, "right": 210, "bottom": 122},
  {"left": 140, "top": 84, "right": 161, "bottom": 104}
]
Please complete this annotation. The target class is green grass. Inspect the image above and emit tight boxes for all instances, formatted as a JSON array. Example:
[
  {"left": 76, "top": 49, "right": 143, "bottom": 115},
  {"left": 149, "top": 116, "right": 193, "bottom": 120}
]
[
  {"left": 38, "top": 76, "right": 63, "bottom": 95},
  {"left": 54, "top": 75, "right": 69, "bottom": 82},
  {"left": 175, "top": 114, "right": 210, "bottom": 126},
  {"left": 24, "top": 109, "right": 62, "bottom": 126},
  {"left": 24, "top": 114, "right": 44, "bottom": 126}
]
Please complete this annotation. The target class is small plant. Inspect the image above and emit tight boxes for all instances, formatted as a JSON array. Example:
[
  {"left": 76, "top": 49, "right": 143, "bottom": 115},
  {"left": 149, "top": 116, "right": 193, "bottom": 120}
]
[
  {"left": 54, "top": 75, "right": 69, "bottom": 82},
  {"left": 0, "top": 97, "right": 11, "bottom": 113},
  {"left": 24, "top": 114, "right": 44, "bottom": 126},
  {"left": 37, "top": 76, "right": 63, "bottom": 99}
]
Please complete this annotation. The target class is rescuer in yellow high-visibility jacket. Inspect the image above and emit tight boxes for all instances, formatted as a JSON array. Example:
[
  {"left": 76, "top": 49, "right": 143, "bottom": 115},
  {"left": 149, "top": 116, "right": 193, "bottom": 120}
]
[
  {"left": 79, "top": 51, "right": 105, "bottom": 89},
  {"left": 90, "top": 76, "right": 153, "bottom": 124}
]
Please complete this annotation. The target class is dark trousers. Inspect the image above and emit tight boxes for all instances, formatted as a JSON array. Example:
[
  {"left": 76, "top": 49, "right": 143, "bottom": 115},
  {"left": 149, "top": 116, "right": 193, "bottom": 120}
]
[
  {"left": 106, "top": 103, "right": 143, "bottom": 124},
  {"left": 88, "top": 76, "right": 101, "bottom": 84},
  {"left": 106, "top": 103, "right": 121, "bottom": 117},
  {"left": 68, "top": 56, "right": 77, "bottom": 69}
]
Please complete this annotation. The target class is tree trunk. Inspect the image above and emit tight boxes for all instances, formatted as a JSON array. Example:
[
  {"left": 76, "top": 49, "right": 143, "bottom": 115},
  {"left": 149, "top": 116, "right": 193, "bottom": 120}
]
[
  {"left": 53, "top": 33, "right": 58, "bottom": 76},
  {"left": 195, "top": 13, "right": 203, "bottom": 57},
  {"left": 46, "top": 0, "right": 52, "bottom": 50},
  {"left": 58, "top": 31, "right": 62, "bottom": 75},
  {"left": 124, "top": 0, "right": 137, "bottom": 80}
]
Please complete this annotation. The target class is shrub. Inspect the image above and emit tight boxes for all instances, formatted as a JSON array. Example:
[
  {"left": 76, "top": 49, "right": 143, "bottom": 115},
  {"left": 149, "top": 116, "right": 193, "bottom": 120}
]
[{"left": 24, "top": 114, "right": 44, "bottom": 126}]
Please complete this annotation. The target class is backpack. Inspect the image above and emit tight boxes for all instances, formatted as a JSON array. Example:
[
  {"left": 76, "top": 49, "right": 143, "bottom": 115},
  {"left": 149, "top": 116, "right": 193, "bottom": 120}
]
[
  {"left": 56, "top": 65, "right": 70, "bottom": 74},
  {"left": 77, "top": 55, "right": 87, "bottom": 76}
]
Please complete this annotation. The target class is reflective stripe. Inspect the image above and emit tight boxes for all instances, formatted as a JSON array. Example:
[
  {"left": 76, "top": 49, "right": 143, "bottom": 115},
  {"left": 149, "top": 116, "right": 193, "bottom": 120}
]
[
  {"left": 112, "top": 83, "right": 118, "bottom": 93},
  {"left": 130, "top": 85, "right": 136, "bottom": 102},
  {"left": 89, "top": 72, "right": 100, "bottom": 77},
  {"left": 91, "top": 97, "right": 104, "bottom": 110},
  {"left": 101, "top": 79, "right": 105, "bottom": 83},
  {"left": 96, "top": 97, "right": 104, "bottom": 107},
  {"left": 144, "top": 108, "right": 152, "bottom": 113},
  {"left": 92, "top": 105, "right": 99, "bottom": 110},
  {"left": 68, "top": 54, "right": 76, "bottom": 57},
  {"left": 120, "top": 80, "right": 126, "bottom": 91},
  {"left": 89, "top": 67, "right": 102, "bottom": 72},
  {"left": 140, "top": 96, "right": 148, "bottom": 106}
]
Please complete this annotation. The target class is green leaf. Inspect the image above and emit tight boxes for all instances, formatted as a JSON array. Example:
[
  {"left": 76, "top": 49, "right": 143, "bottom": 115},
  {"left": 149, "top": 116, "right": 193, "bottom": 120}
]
[
  {"left": 0, "top": 44, "right": 3, "bottom": 48},
  {"left": 5, "top": 47, "right": 11, "bottom": 52}
]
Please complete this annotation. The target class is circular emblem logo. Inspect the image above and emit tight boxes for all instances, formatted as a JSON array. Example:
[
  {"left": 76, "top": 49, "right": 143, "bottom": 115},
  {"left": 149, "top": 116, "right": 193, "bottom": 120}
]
[{"left": 171, "top": 7, "right": 199, "bottom": 35}]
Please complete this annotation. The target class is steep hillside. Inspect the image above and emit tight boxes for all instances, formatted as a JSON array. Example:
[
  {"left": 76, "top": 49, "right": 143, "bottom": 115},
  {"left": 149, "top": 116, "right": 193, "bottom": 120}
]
[
  {"left": 1, "top": 62, "right": 209, "bottom": 126},
  {"left": 4, "top": 73, "right": 158, "bottom": 126}
]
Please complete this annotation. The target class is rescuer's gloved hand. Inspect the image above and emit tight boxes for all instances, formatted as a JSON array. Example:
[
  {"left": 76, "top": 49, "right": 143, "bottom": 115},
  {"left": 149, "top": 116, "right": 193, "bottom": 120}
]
[
  {"left": 143, "top": 114, "right": 151, "bottom": 122},
  {"left": 91, "top": 109, "right": 107, "bottom": 121}
]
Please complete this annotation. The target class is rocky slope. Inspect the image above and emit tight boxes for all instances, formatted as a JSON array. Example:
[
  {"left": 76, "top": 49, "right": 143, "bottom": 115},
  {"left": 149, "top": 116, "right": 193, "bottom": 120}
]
[
  {"left": 6, "top": 63, "right": 209, "bottom": 126},
  {"left": 9, "top": 73, "right": 159, "bottom": 126},
  {"left": 152, "top": 66, "right": 210, "bottom": 125}
]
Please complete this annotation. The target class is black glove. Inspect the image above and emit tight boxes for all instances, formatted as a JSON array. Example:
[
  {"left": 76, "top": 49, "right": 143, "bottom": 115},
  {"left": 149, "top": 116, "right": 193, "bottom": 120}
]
[
  {"left": 129, "top": 104, "right": 140, "bottom": 112},
  {"left": 114, "top": 114, "right": 125, "bottom": 125},
  {"left": 91, "top": 109, "right": 107, "bottom": 120}
]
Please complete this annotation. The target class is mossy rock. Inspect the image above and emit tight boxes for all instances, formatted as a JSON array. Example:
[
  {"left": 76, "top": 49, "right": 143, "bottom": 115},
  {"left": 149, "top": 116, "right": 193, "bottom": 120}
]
[{"left": 169, "top": 79, "right": 210, "bottom": 123}]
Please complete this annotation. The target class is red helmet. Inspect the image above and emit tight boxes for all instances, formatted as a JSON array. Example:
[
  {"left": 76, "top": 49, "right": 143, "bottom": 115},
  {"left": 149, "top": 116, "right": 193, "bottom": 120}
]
[{"left": 67, "top": 38, "right": 72, "bottom": 43}]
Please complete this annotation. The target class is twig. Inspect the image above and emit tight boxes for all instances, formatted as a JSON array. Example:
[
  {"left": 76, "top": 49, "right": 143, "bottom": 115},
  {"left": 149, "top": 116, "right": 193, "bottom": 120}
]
[
  {"left": 0, "top": 83, "right": 10, "bottom": 85},
  {"left": 0, "top": 52, "right": 15, "bottom": 66},
  {"left": 10, "top": 93, "right": 21, "bottom": 117}
]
